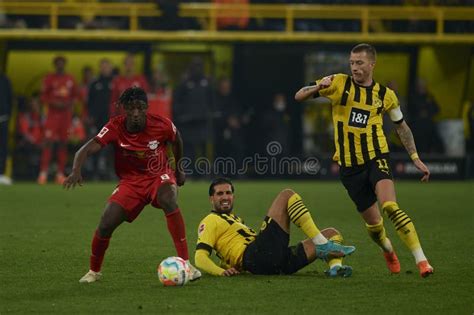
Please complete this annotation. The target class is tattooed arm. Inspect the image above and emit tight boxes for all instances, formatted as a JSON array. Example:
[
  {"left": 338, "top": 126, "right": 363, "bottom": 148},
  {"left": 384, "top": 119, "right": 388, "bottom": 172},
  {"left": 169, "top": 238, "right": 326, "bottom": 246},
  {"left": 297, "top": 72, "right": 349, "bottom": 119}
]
[
  {"left": 294, "top": 75, "right": 334, "bottom": 102},
  {"left": 395, "top": 120, "right": 417, "bottom": 155},
  {"left": 395, "top": 120, "right": 430, "bottom": 182}
]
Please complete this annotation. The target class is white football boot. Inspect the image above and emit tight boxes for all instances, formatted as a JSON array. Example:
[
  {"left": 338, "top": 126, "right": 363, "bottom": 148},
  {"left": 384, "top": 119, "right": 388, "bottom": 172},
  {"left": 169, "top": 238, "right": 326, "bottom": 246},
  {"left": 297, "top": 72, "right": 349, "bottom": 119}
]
[
  {"left": 79, "top": 270, "right": 102, "bottom": 283},
  {"left": 187, "top": 262, "right": 202, "bottom": 281}
]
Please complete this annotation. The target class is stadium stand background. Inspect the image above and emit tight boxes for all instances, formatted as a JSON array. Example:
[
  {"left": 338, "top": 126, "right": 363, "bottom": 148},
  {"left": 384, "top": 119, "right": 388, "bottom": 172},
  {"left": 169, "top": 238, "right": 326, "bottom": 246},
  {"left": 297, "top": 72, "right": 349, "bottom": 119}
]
[{"left": 0, "top": 0, "right": 473, "bottom": 181}]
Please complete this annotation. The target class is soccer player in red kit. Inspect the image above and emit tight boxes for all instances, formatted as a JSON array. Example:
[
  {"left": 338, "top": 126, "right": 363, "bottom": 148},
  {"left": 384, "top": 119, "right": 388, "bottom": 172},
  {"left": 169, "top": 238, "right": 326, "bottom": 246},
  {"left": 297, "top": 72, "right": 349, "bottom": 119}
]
[
  {"left": 109, "top": 53, "right": 150, "bottom": 118},
  {"left": 38, "top": 56, "right": 78, "bottom": 185},
  {"left": 63, "top": 87, "right": 201, "bottom": 283}
]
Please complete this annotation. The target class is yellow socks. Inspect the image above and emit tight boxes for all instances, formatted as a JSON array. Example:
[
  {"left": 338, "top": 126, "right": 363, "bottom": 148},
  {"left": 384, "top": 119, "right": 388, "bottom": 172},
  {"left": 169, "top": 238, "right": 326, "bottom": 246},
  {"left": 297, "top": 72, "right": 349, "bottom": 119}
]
[
  {"left": 365, "top": 218, "right": 393, "bottom": 252},
  {"left": 287, "top": 193, "right": 326, "bottom": 244},
  {"left": 327, "top": 233, "right": 343, "bottom": 268},
  {"left": 383, "top": 201, "right": 427, "bottom": 263}
]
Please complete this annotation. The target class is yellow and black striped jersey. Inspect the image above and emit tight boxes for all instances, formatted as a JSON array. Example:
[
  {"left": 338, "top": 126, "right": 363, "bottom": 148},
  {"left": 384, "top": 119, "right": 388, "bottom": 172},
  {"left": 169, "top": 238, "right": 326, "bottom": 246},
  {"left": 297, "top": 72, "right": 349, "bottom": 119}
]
[
  {"left": 312, "top": 73, "right": 401, "bottom": 167},
  {"left": 196, "top": 211, "right": 257, "bottom": 270}
]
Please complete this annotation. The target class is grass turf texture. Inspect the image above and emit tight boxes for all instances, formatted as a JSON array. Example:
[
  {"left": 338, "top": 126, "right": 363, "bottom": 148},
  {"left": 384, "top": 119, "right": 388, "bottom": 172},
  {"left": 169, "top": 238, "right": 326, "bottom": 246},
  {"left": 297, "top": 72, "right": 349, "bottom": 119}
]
[{"left": 1, "top": 181, "right": 473, "bottom": 314}]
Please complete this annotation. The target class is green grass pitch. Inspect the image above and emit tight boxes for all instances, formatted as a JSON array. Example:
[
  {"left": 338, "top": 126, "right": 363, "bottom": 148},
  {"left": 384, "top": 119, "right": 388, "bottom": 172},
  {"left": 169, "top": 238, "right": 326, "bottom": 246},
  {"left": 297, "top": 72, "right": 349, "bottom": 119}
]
[{"left": 1, "top": 181, "right": 473, "bottom": 314}]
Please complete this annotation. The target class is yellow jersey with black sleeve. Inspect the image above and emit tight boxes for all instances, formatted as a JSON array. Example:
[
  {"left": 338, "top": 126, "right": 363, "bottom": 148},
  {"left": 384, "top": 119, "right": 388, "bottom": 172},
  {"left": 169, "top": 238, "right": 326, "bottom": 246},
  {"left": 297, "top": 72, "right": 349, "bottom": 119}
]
[
  {"left": 195, "top": 211, "right": 256, "bottom": 275},
  {"left": 311, "top": 73, "right": 401, "bottom": 167}
]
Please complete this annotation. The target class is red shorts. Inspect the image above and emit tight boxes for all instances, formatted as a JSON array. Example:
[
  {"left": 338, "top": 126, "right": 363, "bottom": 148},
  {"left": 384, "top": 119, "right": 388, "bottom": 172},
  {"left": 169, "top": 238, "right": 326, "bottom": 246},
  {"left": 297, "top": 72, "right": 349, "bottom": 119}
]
[
  {"left": 43, "top": 110, "right": 72, "bottom": 142},
  {"left": 108, "top": 172, "right": 176, "bottom": 222}
]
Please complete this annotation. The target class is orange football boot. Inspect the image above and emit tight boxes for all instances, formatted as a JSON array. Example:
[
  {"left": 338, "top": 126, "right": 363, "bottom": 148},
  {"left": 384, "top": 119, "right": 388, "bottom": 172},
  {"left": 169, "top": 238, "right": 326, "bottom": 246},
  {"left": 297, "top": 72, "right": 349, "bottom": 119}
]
[
  {"left": 37, "top": 172, "right": 47, "bottom": 185},
  {"left": 417, "top": 261, "right": 434, "bottom": 278},
  {"left": 55, "top": 173, "right": 66, "bottom": 185},
  {"left": 383, "top": 251, "right": 401, "bottom": 274}
]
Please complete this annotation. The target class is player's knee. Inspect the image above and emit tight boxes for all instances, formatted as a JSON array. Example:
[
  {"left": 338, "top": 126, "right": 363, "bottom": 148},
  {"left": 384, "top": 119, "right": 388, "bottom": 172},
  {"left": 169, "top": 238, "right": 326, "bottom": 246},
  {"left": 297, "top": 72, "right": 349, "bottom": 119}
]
[
  {"left": 381, "top": 201, "right": 399, "bottom": 215},
  {"left": 279, "top": 188, "right": 295, "bottom": 201},
  {"left": 97, "top": 220, "right": 114, "bottom": 237},
  {"left": 157, "top": 189, "right": 178, "bottom": 213},
  {"left": 321, "top": 227, "right": 340, "bottom": 239}
]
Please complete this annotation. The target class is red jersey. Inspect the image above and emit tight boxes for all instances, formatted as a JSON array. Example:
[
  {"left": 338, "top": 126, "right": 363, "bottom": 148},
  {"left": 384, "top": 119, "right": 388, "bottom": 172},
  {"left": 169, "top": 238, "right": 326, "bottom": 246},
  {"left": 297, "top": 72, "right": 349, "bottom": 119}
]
[
  {"left": 41, "top": 73, "right": 78, "bottom": 114},
  {"left": 94, "top": 113, "right": 176, "bottom": 181},
  {"left": 109, "top": 75, "right": 150, "bottom": 117},
  {"left": 18, "top": 112, "right": 42, "bottom": 145}
]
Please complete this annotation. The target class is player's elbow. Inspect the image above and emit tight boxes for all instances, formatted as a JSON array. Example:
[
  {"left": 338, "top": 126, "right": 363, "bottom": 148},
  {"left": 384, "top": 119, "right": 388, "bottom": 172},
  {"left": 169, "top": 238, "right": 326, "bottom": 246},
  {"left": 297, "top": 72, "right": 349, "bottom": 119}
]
[{"left": 294, "top": 90, "right": 304, "bottom": 102}]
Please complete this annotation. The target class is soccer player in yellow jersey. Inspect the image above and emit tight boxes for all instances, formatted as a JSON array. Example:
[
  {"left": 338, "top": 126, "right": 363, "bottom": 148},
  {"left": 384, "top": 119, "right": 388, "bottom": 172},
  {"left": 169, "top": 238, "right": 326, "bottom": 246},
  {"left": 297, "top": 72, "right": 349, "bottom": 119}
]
[
  {"left": 294, "top": 43, "right": 434, "bottom": 277},
  {"left": 195, "top": 178, "right": 356, "bottom": 277}
]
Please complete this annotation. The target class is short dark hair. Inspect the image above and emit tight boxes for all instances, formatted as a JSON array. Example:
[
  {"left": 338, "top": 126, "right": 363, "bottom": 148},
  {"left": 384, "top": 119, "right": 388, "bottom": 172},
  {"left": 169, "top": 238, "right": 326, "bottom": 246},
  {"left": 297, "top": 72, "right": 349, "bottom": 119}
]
[
  {"left": 209, "top": 177, "right": 234, "bottom": 196},
  {"left": 351, "top": 43, "right": 377, "bottom": 61},
  {"left": 118, "top": 86, "right": 148, "bottom": 108},
  {"left": 53, "top": 55, "right": 66, "bottom": 64}
]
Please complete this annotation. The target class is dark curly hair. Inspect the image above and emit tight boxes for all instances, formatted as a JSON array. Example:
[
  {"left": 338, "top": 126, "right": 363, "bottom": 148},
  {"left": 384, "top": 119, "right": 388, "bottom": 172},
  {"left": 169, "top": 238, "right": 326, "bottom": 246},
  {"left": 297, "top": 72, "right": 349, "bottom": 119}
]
[{"left": 118, "top": 86, "right": 148, "bottom": 108}]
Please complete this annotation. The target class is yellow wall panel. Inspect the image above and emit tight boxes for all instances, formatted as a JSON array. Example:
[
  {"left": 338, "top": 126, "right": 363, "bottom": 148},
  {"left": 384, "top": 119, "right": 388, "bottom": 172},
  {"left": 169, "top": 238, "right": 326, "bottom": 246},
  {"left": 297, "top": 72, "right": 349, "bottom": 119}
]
[
  {"left": 375, "top": 53, "right": 410, "bottom": 98},
  {"left": 418, "top": 45, "right": 471, "bottom": 119}
]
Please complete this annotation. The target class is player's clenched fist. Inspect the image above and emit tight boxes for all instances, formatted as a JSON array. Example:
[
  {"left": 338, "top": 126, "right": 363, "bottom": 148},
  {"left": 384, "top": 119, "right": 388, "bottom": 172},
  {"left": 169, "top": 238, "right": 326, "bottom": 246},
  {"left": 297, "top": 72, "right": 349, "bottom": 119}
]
[
  {"left": 318, "top": 75, "right": 334, "bottom": 89},
  {"left": 176, "top": 170, "right": 186, "bottom": 186}
]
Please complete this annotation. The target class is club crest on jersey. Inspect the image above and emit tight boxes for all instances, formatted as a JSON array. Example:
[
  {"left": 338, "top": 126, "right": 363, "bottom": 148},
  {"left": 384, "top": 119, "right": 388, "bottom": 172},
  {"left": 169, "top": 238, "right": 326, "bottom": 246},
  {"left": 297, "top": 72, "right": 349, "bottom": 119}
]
[
  {"left": 374, "top": 97, "right": 383, "bottom": 107},
  {"left": 198, "top": 223, "right": 205, "bottom": 235},
  {"left": 147, "top": 140, "right": 159, "bottom": 150}
]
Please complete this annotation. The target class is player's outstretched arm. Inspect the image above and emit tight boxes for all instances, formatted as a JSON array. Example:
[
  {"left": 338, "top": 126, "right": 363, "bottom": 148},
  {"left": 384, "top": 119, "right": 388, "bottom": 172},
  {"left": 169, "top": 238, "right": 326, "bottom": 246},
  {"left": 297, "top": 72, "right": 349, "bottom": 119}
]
[
  {"left": 395, "top": 120, "right": 430, "bottom": 182},
  {"left": 63, "top": 139, "right": 102, "bottom": 189},
  {"left": 195, "top": 249, "right": 237, "bottom": 276},
  {"left": 171, "top": 129, "right": 185, "bottom": 186},
  {"left": 294, "top": 75, "right": 334, "bottom": 102}
]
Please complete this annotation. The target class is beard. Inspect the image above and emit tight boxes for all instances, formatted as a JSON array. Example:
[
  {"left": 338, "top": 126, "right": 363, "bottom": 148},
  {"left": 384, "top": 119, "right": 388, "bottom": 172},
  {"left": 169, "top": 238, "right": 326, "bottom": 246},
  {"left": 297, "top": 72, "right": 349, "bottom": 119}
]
[{"left": 214, "top": 204, "right": 233, "bottom": 214}]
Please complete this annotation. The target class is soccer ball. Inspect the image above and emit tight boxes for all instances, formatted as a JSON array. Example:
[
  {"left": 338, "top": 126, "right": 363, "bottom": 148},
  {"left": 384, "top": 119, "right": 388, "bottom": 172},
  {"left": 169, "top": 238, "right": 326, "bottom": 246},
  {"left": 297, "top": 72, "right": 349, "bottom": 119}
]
[{"left": 157, "top": 256, "right": 190, "bottom": 286}]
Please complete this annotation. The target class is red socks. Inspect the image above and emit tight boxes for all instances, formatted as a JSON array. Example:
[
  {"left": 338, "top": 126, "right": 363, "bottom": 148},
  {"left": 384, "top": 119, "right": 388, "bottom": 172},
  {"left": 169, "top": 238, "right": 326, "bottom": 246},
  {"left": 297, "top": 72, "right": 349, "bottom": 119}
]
[
  {"left": 88, "top": 209, "right": 188, "bottom": 272},
  {"left": 165, "top": 208, "right": 189, "bottom": 260},
  {"left": 90, "top": 230, "right": 110, "bottom": 272},
  {"left": 40, "top": 147, "right": 52, "bottom": 172},
  {"left": 39, "top": 146, "right": 68, "bottom": 174},
  {"left": 57, "top": 146, "right": 68, "bottom": 174}
]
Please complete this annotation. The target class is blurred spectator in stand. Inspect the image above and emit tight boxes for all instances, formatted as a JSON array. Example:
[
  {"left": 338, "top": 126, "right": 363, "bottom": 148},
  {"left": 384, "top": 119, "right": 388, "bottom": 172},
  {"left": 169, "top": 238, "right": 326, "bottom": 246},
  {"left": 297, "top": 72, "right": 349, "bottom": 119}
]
[
  {"left": 86, "top": 58, "right": 114, "bottom": 180},
  {"left": 80, "top": 65, "right": 95, "bottom": 111},
  {"left": 408, "top": 78, "right": 442, "bottom": 154},
  {"left": 109, "top": 53, "right": 150, "bottom": 118},
  {"left": 0, "top": 73, "right": 13, "bottom": 185},
  {"left": 16, "top": 93, "right": 43, "bottom": 179},
  {"left": 214, "top": 77, "right": 244, "bottom": 164},
  {"left": 148, "top": 66, "right": 172, "bottom": 119},
  {"left": 264, "top": 93, "right": 290, "bottom": 155},
  {"left": 153, "top": 0, "right": 202, "bottom": 30},
  {"left": 78, "top": 65, "right": 94, "bottom": 137},
  {"left": 462, "top": 99, "right": 474, "bottom": 154},
  {"left": 68, "top": 116, "right": 86, "bottom": 145},
  {"left": 173, "top": 57, "right": 214, "bottom": 167},
  {"left": 214, "top": 0, "right": 249, "bottom": 31},
  {"left": 18, "top": 93, "right": 43, "bottom": 148},
  {"left": 38, "top": 56, "right": 79, "bottom": 185},
  {"left": 154, "top": 0, "right": 182, "bottom": 30}
]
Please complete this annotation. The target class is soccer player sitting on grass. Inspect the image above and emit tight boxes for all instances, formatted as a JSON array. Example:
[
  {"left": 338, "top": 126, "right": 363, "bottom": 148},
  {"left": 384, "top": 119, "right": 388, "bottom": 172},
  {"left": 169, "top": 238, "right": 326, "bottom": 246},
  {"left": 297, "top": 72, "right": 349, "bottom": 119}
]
[
  {"left": 63, "top": 87, "right": 201, "bottom": 283},
  {"left": 195, "top": 178, "right": 355, "bottom": 277}
]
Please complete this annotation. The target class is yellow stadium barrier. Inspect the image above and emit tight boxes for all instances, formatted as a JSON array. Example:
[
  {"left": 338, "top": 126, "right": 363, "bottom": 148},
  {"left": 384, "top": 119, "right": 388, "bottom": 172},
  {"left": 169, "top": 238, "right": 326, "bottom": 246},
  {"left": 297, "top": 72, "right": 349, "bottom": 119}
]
[{"left": 0, "top": 2, "right": 472, "bottom": 43}]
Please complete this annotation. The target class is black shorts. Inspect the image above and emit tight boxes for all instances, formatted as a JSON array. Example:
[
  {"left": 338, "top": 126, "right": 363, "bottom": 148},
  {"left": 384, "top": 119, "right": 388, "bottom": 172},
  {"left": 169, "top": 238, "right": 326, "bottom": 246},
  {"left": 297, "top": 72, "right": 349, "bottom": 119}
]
[
  {"left": 242, "top": 216, "right": 308, "bottom": 275},
  {"left": 340, "top": 154, "right": 393, "bottom": 212}
]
